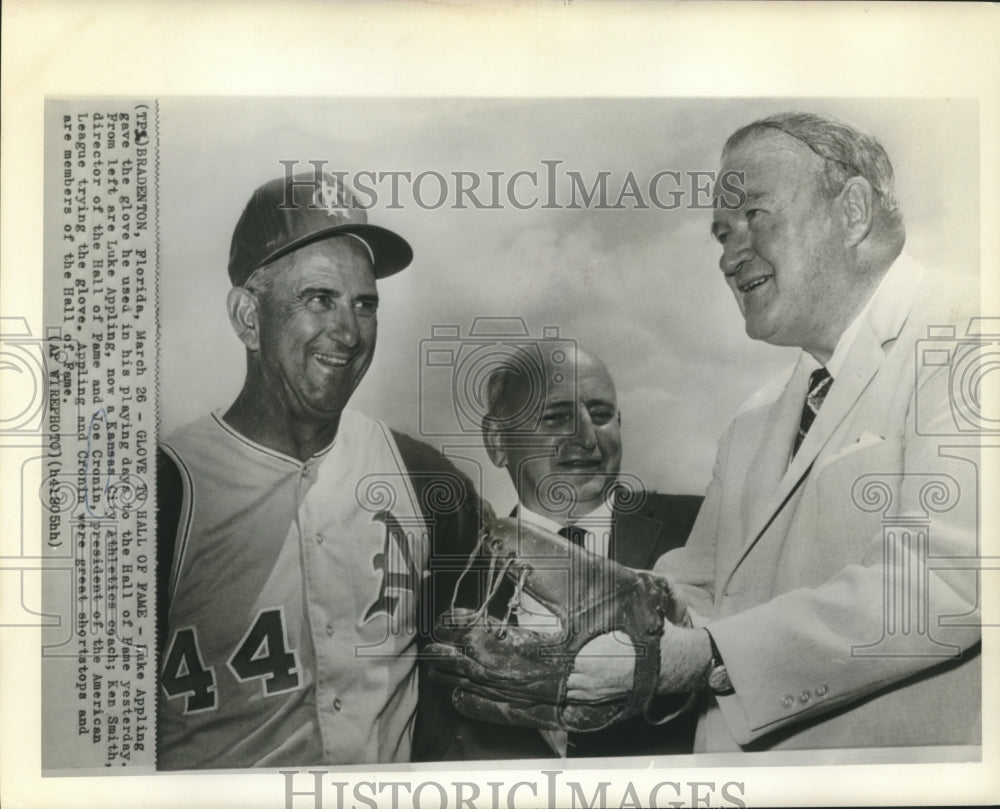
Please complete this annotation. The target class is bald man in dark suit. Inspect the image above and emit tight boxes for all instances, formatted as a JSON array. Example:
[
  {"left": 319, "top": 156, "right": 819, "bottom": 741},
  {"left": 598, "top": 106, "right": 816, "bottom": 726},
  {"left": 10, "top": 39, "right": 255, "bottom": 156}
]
[{"left": 425, "top": 343, "right": 701, "bottom": 760}]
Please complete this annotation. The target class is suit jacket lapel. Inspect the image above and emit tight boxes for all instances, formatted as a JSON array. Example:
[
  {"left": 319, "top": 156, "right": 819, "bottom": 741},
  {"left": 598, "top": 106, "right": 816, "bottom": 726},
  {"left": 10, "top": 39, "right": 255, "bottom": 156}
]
[
  {"left": 781, "top": 323, "right": 883, "bottom": 484},
  {"left": 742, "top": 363, "right": 809, "bottom": 539},
  {"left": 610, "top": 508, "right": 662, "bottom": 569},
  {"left": 729, "top": 257, "right": 924, "bottom": 574},
  {"left": 783, "top": 260, "right": 921, "bottom": 493},
  {"left": 513, "top": 499, "right": 662, "bottom": 567}
]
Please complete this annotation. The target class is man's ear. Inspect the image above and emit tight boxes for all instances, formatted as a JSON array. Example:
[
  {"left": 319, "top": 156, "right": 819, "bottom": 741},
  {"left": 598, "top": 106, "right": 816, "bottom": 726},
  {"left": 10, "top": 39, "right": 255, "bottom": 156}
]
[
  {"left": 227, "top": 286, "right": 261, "bottom": 351},
  {"left": 482, "top": 416, "right": 508, "bottom": 469},
  {"left": 840, "top": 176, "right": 874, "bottom": 247}
]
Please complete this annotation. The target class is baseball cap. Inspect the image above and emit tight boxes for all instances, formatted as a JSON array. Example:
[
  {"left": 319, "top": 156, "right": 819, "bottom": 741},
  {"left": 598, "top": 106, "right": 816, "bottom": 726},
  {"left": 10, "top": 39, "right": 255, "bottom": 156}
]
[{"left": 228, "top": 171, "right": 413, "bottom": 286}]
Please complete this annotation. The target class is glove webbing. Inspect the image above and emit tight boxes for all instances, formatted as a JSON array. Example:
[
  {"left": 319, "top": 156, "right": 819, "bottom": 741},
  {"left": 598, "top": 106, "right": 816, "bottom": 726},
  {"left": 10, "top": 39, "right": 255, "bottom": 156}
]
[
  {"left": 450, "top": 530, "right": 524, "bottom": 635},
  {"left": 622, "top": 626, "right": 662, "bottom": 719},
  {"left": 573, "top": 578, "right": 664, "bottom": 720},
  {"left": 448, "top": 522, "right": 667, "bottom": 725}
]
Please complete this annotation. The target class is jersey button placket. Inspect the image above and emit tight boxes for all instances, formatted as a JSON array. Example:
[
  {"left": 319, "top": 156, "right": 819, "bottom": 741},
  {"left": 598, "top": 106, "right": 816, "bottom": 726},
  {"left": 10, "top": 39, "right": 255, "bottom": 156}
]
[{"left": 297, "top": 466, "right": 337, "bottom": 757}]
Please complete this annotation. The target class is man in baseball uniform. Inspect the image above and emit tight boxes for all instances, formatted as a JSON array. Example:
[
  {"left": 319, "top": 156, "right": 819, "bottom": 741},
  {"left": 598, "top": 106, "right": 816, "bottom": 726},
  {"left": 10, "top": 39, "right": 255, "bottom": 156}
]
[{"left": 156, "top": 170, "right": 481, "bottom": 769}]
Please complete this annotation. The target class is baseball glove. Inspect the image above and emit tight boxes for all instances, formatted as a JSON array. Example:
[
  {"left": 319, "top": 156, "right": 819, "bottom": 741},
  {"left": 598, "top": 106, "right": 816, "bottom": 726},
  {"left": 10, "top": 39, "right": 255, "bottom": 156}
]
[{"left": 425, "top": 515, "right": 687, "bottom": 733}]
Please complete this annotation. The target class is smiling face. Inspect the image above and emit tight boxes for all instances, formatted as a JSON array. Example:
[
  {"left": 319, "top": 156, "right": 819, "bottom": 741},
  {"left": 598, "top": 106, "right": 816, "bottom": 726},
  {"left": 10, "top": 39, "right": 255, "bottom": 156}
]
[
  {"left": 486, "top": 348, "right": 622, "bottom": 520},
  {"left": 711, "top": 129, "right": 870, "bottom": 363},
  {"left": 251, "top": 237, "right": 378, "bottom": 423}
]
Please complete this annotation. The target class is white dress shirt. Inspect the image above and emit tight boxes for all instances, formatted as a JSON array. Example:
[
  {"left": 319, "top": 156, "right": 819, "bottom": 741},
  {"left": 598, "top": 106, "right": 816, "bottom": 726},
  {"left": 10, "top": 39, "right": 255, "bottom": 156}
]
[{"left": 515, "top": 497, "right": 615, "bottom": 757}]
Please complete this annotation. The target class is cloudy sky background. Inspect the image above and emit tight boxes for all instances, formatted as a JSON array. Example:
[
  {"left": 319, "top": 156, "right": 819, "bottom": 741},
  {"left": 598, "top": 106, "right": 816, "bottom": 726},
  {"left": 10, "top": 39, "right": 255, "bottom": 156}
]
[{"left": 158, "top": 98, "right": 978, "bottom": 512}]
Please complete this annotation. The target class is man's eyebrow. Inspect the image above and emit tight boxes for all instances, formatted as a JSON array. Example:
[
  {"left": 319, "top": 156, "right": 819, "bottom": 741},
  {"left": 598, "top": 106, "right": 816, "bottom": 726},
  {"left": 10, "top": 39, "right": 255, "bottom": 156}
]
[
  {"left": 298, "top": 285, "right": 341, "bottom": 298},
  {"left": 710, "top": 190, "right": 775, "bottom": 237},
  {"left": 296, "top": 287, "right": 379, "bottom": 303}
]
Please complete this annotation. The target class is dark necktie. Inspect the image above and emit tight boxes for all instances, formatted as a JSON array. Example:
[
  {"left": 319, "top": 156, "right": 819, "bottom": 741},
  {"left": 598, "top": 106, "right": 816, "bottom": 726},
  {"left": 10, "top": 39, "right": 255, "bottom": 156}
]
[
  {"left": 793, "top": 367, "right": 833, "bottom": 457},
  {"left": 558, "top": 524, "right": 587, "bottom": 548}
]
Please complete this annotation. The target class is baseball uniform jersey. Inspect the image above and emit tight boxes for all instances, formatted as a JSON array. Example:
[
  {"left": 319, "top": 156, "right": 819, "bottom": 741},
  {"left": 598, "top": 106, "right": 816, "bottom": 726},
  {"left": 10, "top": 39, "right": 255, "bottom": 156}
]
[{"left": 157, "top": 409, "right": 430, "bottom": 769}]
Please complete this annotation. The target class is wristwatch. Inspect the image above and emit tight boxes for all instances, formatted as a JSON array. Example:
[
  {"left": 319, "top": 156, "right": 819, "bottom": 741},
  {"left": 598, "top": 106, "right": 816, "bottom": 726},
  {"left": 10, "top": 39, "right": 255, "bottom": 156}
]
[{"left": 706, "top": 631, "right": 734, "bottom": 695}]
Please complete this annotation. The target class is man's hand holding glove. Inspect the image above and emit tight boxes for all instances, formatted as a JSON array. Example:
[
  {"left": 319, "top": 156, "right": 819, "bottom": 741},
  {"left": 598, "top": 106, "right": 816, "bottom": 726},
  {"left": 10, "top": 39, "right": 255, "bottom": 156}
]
[{"left": 425, "top": 516, "right": 712, "bottom": 733}]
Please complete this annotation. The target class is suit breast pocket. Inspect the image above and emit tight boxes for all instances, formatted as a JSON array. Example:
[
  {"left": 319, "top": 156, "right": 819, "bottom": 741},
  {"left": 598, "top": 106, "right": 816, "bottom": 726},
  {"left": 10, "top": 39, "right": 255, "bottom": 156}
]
[{"left": 813, "top": 438, "right": 903, "bottom": 563}]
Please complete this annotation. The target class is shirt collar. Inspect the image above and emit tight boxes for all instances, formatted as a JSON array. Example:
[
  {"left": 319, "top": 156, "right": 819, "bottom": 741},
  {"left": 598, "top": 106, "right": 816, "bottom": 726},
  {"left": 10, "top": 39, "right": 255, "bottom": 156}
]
[
  {"left": 824, "top": 258, "right": 895, "bottom": 378},
  {"left": 518, "top": 495, "right": 615, "bottom": 532}
]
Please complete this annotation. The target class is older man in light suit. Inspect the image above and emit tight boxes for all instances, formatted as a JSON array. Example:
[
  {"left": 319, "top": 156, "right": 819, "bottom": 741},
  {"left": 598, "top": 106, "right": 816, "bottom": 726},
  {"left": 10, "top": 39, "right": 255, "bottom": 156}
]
[{"left": 569, "top": 112, "right": 981, "bottom": 752}]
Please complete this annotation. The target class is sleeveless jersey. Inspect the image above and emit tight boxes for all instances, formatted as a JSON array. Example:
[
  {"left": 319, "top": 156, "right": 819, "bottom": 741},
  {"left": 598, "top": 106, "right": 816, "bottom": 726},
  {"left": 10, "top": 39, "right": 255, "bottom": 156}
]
[{"left": 157, "top": 409, "right": 428, "bottom": 769}]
